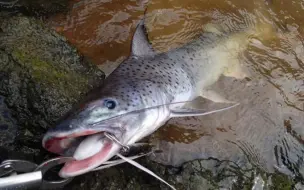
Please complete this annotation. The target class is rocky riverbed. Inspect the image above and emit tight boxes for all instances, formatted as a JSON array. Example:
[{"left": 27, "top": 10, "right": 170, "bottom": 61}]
[{"left": 0, "top": 1, "right": 301, "bottom": 189}]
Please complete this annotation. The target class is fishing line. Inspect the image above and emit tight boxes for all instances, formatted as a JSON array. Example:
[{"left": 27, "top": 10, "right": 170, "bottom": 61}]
[
  {"left": 101, "top": 132, "right": 176, "bottom": 189},
  {"left": 104, "top": 132, "right": 130, "bottom": 152}
]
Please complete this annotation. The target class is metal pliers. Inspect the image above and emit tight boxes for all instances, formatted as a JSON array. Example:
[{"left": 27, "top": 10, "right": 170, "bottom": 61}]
[{"left": 0, "top": 157, "right": 74, "bottom": 190}]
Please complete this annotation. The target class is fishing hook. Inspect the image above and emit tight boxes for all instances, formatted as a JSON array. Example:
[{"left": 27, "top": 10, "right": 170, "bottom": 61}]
[{"left": 104, "top": 132, "right": 130, "bottom": 153}]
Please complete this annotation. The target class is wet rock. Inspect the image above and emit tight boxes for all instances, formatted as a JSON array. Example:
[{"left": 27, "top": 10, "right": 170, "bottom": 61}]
[
  {"left": 46, "top": 0, "right": 148, "bottom": 65},
  {"left": 64, "top": 155, "right": 297, "bottom": 190},
  {"left": 64, "top": 163, "right": 160, "bottom": 190},
  {"left": 0, "top": 95, "right": 16, "bottom": 150},
  {"left": 0, "top": 14, "right": 104, "bottom": 158},
  {"left": 0, "top": 0, "right": 68, "bottom": 17}
]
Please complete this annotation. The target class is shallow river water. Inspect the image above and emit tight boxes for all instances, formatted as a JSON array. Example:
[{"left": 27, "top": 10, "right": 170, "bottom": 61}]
[{"left": 46, "top": 0, "right": 304, "bottom": 187}]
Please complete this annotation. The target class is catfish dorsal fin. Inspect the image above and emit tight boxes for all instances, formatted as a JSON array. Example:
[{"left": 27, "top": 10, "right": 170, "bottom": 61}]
[{"left": 131, "top": 19, "right": 156, "bottom": 57}]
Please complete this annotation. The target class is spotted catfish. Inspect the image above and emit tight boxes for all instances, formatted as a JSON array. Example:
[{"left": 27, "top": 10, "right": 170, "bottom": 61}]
[{"left": 42, "top": 18, "right": 266, "bottom": 178}]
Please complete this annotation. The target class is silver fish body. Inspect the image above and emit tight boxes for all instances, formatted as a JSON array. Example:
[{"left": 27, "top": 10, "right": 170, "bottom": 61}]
[{"left": 42, "top": 19, "right": 259, "bottom": 177}]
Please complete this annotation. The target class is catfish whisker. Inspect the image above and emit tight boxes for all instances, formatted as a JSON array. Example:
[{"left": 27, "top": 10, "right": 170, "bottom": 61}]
[
  {"left": 92, "top": 151, "right": 153, "bottom": 171},
  {"left": 116, "top": 153, "right": 176, "bottom": 190}
]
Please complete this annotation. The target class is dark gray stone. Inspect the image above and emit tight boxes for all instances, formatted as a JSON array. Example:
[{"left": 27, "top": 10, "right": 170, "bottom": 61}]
[
  {"left": 0, "top": 0, "right": 68, "bottom": 16},
  {"left": 0, "top": 14, "right": 104, "bottom": 158}
]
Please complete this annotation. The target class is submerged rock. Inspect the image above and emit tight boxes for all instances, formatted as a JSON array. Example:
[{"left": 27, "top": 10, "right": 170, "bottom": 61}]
[
  {"left": 0, "top": 0, "right": 68, "bottom": 16},
  {"left": 47, "top": 0, "right": 148, "bottom": 65},
  {"left": 0, "top": 95, "right": 16, "bottom": 149},
  {"left": 0, "top": 14, "right": 104, "bottom": 158}
]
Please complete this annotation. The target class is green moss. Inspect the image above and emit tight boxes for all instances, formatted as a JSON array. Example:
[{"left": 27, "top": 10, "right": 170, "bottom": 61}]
[
  {"left": 12, "top": 49, "right": 89, "bottom": 96},
  {"left": 269, "top": 172, "right": 293, "bottom": 190}
]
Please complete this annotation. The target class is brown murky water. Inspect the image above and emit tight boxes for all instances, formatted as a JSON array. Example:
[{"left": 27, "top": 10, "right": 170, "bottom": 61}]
[{"left": 48, "top": 0, "right": 304, "bottom": 181}]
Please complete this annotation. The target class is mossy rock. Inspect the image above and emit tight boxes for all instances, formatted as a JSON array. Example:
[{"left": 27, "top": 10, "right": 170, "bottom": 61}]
[
  {"left": 0, "top": 0, "right": 68, "bottom": 16},
  {"left": 0, "top": 14, "right": 104, "bottom": 157}
]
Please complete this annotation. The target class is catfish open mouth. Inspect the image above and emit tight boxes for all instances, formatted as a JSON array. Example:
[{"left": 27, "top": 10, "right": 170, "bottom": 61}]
[{"left": 42, "top": 130, "right": 121, "bottom": 178}]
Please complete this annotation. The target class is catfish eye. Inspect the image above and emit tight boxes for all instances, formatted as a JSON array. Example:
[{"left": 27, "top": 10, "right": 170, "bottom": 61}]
[{"left": 104, "top": 99, "right": 116, "bottom": 110}]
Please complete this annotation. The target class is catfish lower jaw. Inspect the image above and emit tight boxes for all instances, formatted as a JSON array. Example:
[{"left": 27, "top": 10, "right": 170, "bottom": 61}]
[
  {"left": 59, "top": 140, "right": 121, "bottom": 178},
  {"left": 73, "top": 133, "right": 108, "bottom": 160}
]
